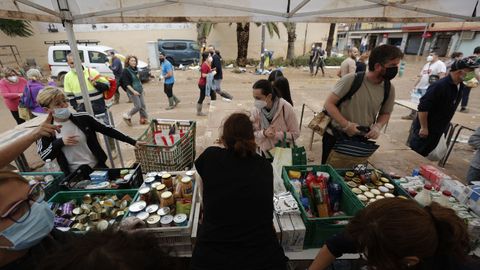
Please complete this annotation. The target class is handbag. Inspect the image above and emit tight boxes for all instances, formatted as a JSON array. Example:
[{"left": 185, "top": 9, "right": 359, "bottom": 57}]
[
  {"left": 308, "top": 110, "right": 331, "bottom": 136},
  {"left": 327, "top": 134, "right": 379, "bottom": 168},
  {"left": 272, "top": 132, "right": 307, "bottom": 166}
]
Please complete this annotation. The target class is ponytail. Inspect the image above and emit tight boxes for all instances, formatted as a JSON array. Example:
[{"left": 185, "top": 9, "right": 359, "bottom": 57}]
[
  {"left": 425, "top": 202, "right": 470, "bottom": 260},
  {"left": 233, "top": 138, "right": 256, "bottom": 157}
]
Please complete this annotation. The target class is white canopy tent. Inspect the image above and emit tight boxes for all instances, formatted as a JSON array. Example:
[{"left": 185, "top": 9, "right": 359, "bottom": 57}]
[{"left": 0, "top": 0, "right": 478, "bottom": 114}]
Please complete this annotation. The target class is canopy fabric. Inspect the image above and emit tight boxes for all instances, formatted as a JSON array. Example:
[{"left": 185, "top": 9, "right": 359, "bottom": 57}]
[{"left": 0, "top": 0, "right": 478, "bottom": 23}]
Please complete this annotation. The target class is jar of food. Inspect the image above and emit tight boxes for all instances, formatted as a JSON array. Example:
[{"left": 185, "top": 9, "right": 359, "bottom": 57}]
[
  {"left": 180, "top": 177, "right": 193, "bottom": 200},
  {"left": 155, "top": 184, "right": 167, "bottom": 201},
  {"left": 160, "top": 191, "right": 174, "bottom": 209},
  {"left": 162, "top": 173, "right": 173, "bottom": 191},
  {"left": 138, "top": 187, "right": 151, "bottom": 203}
]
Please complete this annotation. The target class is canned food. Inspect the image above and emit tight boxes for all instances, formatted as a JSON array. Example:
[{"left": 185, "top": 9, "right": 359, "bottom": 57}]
[
  {"left": 151, "top": 182, "right": 161, "bottom": 190},
  {"left": 186, "top": 170, "right": 196, "bottom": 177},
  {"left": 61, "top": 202, "right": 74, "bottom": 217},
  {"left": 180, "top": 177, "right": 193, "bottom": 200},
  {"left": 346, "top": 181, "right": 357, "bottom": 188},
  {"left": 384, "top": 192, "right": 395, "bottom": 198},
  {"left": 138, "top": 187, "right": 151, "bottom": 202},
  {"left": 82, "top": 194, "right": 92, "bottom": 204},
  {"left": 364, "top": 191, "right": 374, "bottom": 198},
  {"left": 357, "top": 194, "right": 368, "bottom": 202},
  {"left": 128, "top": 201, "right": 147, "bottom": 213},
  {"left": 345, "top": 171, "right": 355, "bottom": 181},
  {"left": 373, "top": 180, "right": 383, "bottom": 186},
  {"left": 71, "top": 223, "right": 84, "bottom": 231},
  {"left": 54, "top": 217, "right": 73, "bottom": 228},
  {"left": 160, "top": 191, "right": 175, "bottom": 208},
  {"left": 351, "top": 188, "right": 362, "bottom": 194},
  {"left": 352, "top": 177, "right": 362, "bottom": 184},
  {"left": 173, "top": 213, "right": 188, "bottom": 227},
  {"left": 147, "top": 214, "right": 161, "bottom": 228},
  {"left": 145, "top": 177, "right": 156, "bottom": 186},
  {"left": 157, "top": 207, "right": 171, "bottom": 216},
  {"left": 370, "top": 189, "right": 381, "bottom": 195},
  {"left": 146, "top": 172, "right": 157, "bottom": 178},
  {"left": 375, "top": 195, "right": 385, "bottom": 200},
  {"left": 97, "top": 220, "right": 109, "bottom": 231},
  {"left": 72, "top": 207, "right": 83, "bottom": 215},
  {"left": 89, "top": 212, "right": 100, "bottom": 221},
  {"left": 156, "top": 184, "right": 167, "bottom": 201},
  {"left": 365, "top": 183, "right": 376, "bottom": 189},
  {"left": 136, "top": 211, "right": 150, "bottom": 221},
  {"left": 378, "top": 186, "right": 389, "bottom": 193},
  {"left": 145, "top": 204, "right": 159, "bottom": 214},
  {"left": 358, "top": 185, "right": 368, "bottom": 192},
  {"left": 162, "top": 173, "right": 173, "bottom": 191},
  {"left": 380, "top": 177, "right": 390, "bottom": 183},
  {"left": 160, "top": 215, "right": 174, "bottom": 227},
  {"left": 124, "top": 174, "right": 133, "bottom": 182},
  {"left": 384, "top": 183, "right": 395, "bottom": 190}
]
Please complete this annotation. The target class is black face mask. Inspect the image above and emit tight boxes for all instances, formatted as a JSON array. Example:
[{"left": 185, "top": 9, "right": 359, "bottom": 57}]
[
  {"left": 159, "top": 58, "right": 165, "bottom": 63},
  {"left": 382, "top": 66, "right": 398, "bottom": 81}
]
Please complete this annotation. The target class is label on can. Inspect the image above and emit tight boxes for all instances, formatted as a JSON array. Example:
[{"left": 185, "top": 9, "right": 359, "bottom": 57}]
[{"left": 173, "top": 213, "right": 188, "bottom": 227}]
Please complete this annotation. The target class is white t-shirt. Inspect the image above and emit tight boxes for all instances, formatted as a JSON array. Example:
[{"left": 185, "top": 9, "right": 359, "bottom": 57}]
[
  {"left": 416, "top": 60, "right": 446, "bottom": 89},
  {"left": 55, "top": 119, "right": 97, "bottom": 172}
]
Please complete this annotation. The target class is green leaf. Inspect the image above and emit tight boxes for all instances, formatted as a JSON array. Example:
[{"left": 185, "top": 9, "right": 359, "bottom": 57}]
[{"left": 0, "top": 19, "right": 33, "bottom": 37}]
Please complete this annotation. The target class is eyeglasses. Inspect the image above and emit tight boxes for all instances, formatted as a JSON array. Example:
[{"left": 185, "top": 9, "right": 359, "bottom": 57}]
[{"left": 0, "top": 183, "right": 45, "bottom": 223}]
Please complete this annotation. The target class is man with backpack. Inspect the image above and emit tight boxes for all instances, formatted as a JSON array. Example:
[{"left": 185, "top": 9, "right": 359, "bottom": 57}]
[{"left": 322, "top": 44, "right": 403, "bottom": 163}]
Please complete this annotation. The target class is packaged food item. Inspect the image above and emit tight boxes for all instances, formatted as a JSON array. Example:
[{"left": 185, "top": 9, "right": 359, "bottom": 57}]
[
  {"left": 162, "top": 173, "right": 173, "bottom": 191},
  {"left": 180, "top": 177, "right": 193, "bottom": 200},
  {"left": 415, "top": 184, "right": 432, "bottom": 206}
]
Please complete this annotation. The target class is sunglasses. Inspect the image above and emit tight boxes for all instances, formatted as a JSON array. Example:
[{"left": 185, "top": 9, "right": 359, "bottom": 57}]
[{"left": 0, "top": 182, "right": 45, "bottom": 223}]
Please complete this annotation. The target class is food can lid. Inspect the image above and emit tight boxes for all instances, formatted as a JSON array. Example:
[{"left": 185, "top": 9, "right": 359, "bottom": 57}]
[
  {"left": 161, "top": 191, "right": 173, "bottom": 199},
  {"left": 145, "top": 177, "right": 156, "bottom": 183},
  {"left": 162, "top": 173, "right": 172, "bottom": 179},
  {"left": 384, "top": 193, "right": 395, "bottom": 198},
  {"left": 147, "top": 214, "right": 161, "bottom": 224},
  {"left": 146, "top": 172, "right": 157, "bottom": 177},
  {"left": 156, "top": 184, "right": 166, "bottom": 191},
  {"left": 146, "top": 204, "right": 159, "bottom": 214},
  {"left": 136, "top": 211, "right": 150, "bottom": 221},
  {"left": 174, "top": 213, "right": 188, "bottom": 223},
  {"left": 128, "top": 201, "right": 147, "bottom": 213},
  {"left": 157, "top": 207, "right": 171, "bottom": 216},
  {"left": 160, "top": 215, "right": 174, "bottom": 224},
  {"left": 186, "top": 170, "right": 196, "bottom": 176}
]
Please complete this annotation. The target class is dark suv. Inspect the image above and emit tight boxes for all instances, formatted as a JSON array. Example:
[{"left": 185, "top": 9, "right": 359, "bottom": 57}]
[{"left": 158, "top": 39, "right": 200, "bottom": 66}]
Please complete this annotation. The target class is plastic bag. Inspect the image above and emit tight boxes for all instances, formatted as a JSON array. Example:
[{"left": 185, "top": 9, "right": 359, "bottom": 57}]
[
  {"left": 271, "top": 146, "right": 292, "bottom": 194},
  {"left": 427, "top": 134, "right": 448, "bottom": 161}
]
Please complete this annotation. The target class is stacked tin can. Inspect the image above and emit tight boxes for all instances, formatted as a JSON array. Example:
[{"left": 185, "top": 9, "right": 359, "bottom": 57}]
[{"left": 128, "top": 171, "right": 195, "bottom": 228}]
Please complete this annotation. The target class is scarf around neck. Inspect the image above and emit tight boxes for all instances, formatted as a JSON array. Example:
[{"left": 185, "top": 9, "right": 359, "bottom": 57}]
[{"left": 260, "top": 98, "right": 280, "bottom": 130}]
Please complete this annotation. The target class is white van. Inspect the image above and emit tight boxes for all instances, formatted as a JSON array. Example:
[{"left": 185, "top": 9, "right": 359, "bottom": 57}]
[{"left": 47, "top": 44, "right": 150, "bottom": 85}]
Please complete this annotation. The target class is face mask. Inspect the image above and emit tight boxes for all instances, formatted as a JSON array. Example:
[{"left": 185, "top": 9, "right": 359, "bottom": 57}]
[
  {"left": 426, "top": 56, "right": 433, "bottom": 62},
  {"left": 383, "top": 66, "right": 398, "bottom": 81},
  {"left": 53, "top": 108, "right": 71, "bottom": 120},
  {"left": 254, "top": 99, "right": 267, "bottom": 109},
  {"left": 7, "top": 76, "right": 18, "bottom": 83},
  {"left": 207, "top": 56, "right": 213, "bottom": 63},
  {"left": 0, "top": 201, "right": 54, "bottom": 250}
]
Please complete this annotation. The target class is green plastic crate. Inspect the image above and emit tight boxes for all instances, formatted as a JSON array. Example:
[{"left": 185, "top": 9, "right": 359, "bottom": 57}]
[
  {"left": 282, "top": 165, "right": 365, "bottom": 249},
  {"left": 48, "top": 189, "right": 138, "bottom": 232},
  {"left": 336, "top": 169, "right": 413, "bottom": 201},
  {"left": 21, "top": 172, "right": 64, "bottom": 200}
]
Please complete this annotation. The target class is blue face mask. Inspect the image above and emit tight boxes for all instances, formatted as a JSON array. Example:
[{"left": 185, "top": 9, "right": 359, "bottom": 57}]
[
  {"left": 0, "top": 201, "right": 55, "bottom": 250},
  {"left": 53, "top": 108, "right": 71, "bottom": 120}
]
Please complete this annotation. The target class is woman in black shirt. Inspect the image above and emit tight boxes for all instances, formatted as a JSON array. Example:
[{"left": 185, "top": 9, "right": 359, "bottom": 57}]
[
  {"left": 309, "top": 198, "right": 478, "bottom": 270},
  {"left": 191, "top": 113, "right": 287, "bottom": 270}
]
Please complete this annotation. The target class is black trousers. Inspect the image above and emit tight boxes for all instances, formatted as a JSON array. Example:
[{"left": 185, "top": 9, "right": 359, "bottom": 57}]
[
  {"left": 321, "top": 132, "right": 337, "bottom": 164},
  {"left": 10, "top": 110, "right": 25, "bottom": 125},
  {"left": 164, "top": 83, "right": 174, "bottom": 98},
  {"left": 461, "top": 86, "right": 471, "bottom": 108},
  {"left": 197, "top": 85, "right": 217, "bottom": 104}
]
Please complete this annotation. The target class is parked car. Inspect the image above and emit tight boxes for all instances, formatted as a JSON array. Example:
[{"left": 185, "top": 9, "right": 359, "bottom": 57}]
[
  {"left": 157, "top": 39, "right": 200, "bottom": 66},
  {"left": 47, "top": 44, "right": 151, "bottom": 85}
]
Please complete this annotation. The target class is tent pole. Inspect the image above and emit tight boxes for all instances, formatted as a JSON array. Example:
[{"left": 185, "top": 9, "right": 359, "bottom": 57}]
[
  {"left": 64, "top": 21, "right": 94, "bottom": 115},
  {"left": 417, "top": 23, "right": 428, "bottom": 56},
  {"left": 260, "top": 23, "right": 265, "bottom": 70}
]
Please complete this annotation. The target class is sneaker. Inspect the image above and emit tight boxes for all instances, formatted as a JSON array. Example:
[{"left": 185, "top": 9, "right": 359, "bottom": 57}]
[
  {"left": 460, "top": 107, "right": 469, "bottom": 113},
  {"left": 401, "top": 114, "right": 414, "bottom": 120},
  {"left": 222, "top": 97, "right": 232, "bottom": 102},
  {"left": 122, "top": 113, "right": 132, "bottom": 126}
]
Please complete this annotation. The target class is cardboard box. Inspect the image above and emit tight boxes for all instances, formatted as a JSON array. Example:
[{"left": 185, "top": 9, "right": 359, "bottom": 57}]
[
  {"left": 277, "top": 213, "right": 295, "bottom": 250},
  {"left": 289, "top": 213, "right": 306, "bottom": 252}
]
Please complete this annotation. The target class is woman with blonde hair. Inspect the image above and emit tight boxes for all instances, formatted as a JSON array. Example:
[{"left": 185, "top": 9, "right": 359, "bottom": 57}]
[
  {"left": 120, "top": 55, "right": 148, "bottom": 126},
  {"left": 36, "top": 87, "right": 143, "bottom": 175}
]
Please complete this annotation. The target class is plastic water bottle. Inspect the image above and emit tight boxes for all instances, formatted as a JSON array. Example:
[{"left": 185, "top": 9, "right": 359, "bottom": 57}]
[{"left": 43, "top": 159, "right": 60, "bottom": 172}]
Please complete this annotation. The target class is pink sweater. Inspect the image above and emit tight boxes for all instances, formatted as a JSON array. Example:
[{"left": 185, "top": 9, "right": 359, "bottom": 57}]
[
  {"left": 251, "top": 98, "right": 300, "bottom": 152},
  {"left": 0, "top": 77, "right": 27, "bottom": 111}
]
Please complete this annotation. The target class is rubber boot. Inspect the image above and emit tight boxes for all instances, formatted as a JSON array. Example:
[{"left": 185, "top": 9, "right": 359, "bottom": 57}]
[
  {"left": 196, "top": 103, "right": 207, "bottom": 116},
  {"left": 173, "top": 95, "right": 181, "bottom": 105},
  {"left": 166, "top": 97, "right": 176, "bottom": 110}
]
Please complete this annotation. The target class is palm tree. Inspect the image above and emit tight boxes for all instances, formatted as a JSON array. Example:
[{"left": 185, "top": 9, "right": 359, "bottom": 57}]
[
  {"left": 326, "top": 23, "right": 336, "bottom": 57},
  {"left": 0, "top": 19, "right": 33, "bottom": 37},
  {"left": 196, "top": 22, "right": 215, "bottom": 46},
  {"left": 283, "top": 22, "right": 296, "bottom": 60},
  {"left": 236, "top": 22, "right": 280, "bottom": 67}
]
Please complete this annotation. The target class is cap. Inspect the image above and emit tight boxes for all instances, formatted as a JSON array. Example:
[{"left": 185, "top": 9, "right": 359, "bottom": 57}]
[{"left": 450, "top": 57, "right": 480, "bottom": 71}]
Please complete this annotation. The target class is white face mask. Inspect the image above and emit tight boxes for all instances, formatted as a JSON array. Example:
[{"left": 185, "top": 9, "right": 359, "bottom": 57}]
[
  {"left": 207, "top": 56, "right": 213, "bottom": 63},
  {"left": 426, "top": 56, "right": 433, "bottom": 62},
  {"left": 254, "top": 99, "right": 267, "bottom": 109},
  {"left": 7, "top": 76, "right": 18, "bottom": 83}
]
